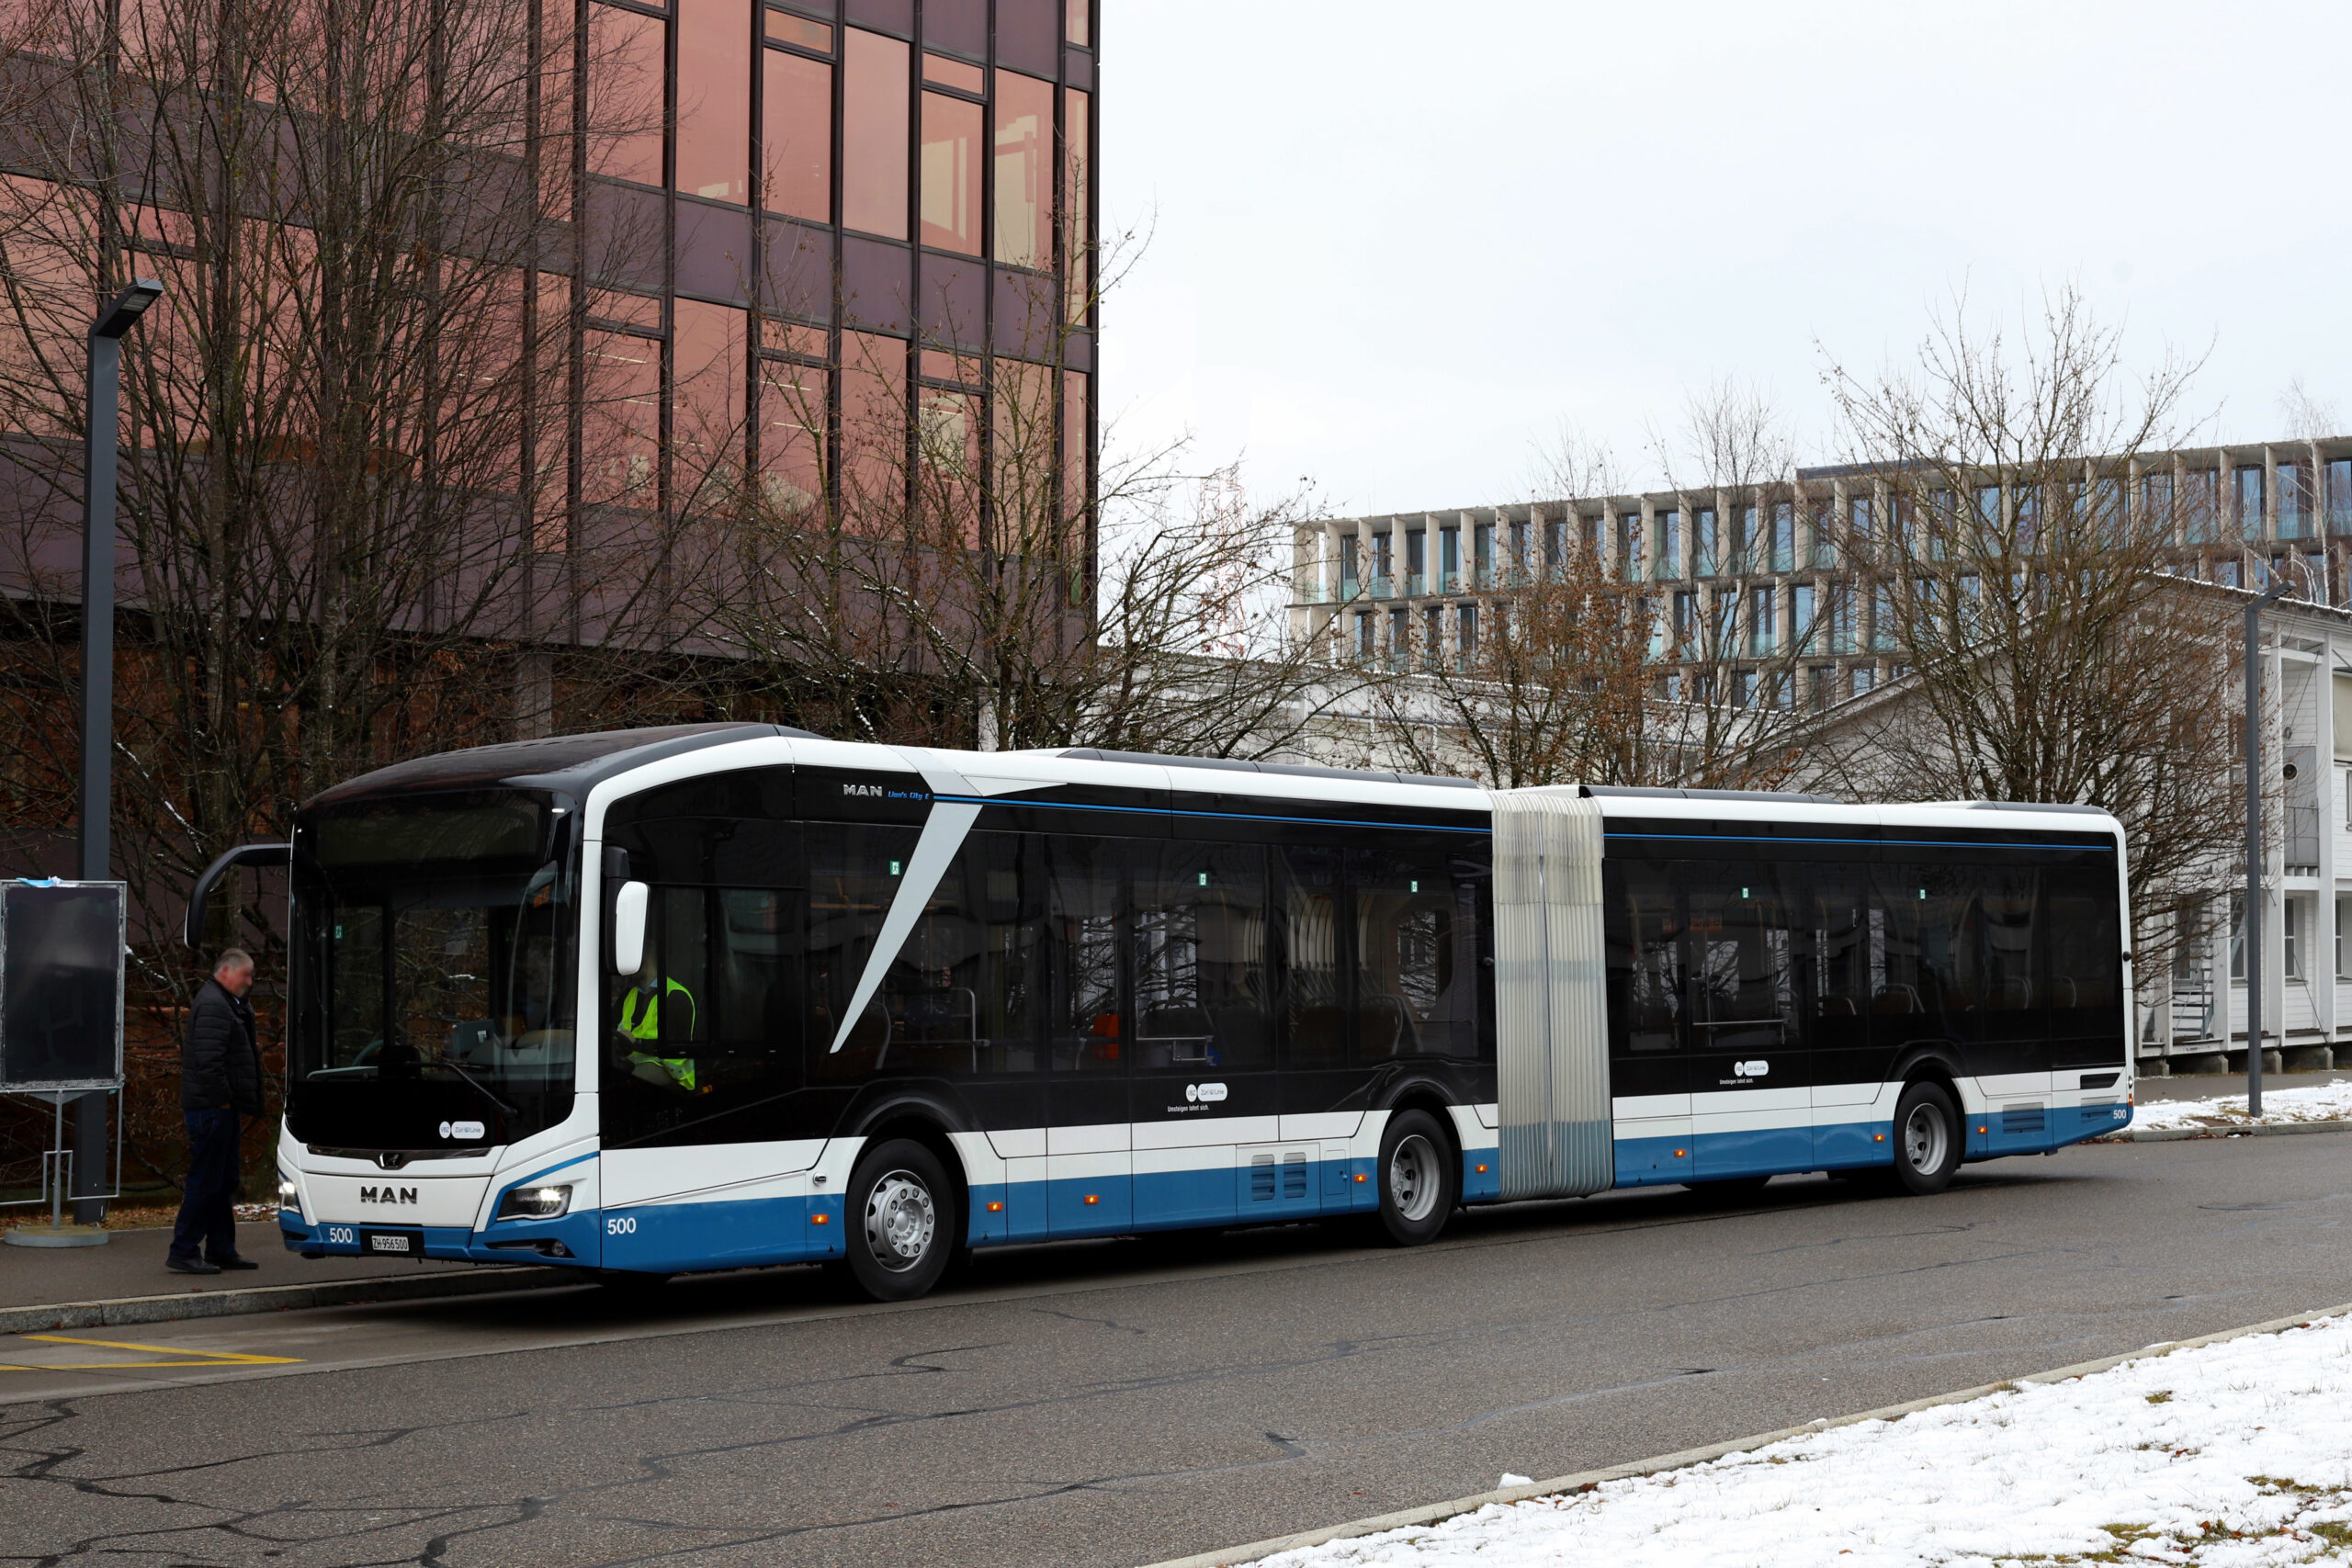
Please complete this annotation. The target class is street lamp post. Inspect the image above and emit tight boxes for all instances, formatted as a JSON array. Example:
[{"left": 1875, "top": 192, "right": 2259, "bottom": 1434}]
[
  {"left": 2244, "top": 574, "right": 2290, "bottom": 1120},
  {"left": 72, "top": 277, "right": 163, "bottom": 1225}
]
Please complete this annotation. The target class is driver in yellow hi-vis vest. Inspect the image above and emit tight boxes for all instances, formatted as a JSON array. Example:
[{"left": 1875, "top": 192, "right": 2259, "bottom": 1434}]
[{"left": 620, "top": 974, "right": 700, "bottom": 1091}]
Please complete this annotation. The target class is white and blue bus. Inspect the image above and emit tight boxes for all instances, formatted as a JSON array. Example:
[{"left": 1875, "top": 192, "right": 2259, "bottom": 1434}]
[{"left": 199, "top": 723, "right": 2133, "bottom": 1302}]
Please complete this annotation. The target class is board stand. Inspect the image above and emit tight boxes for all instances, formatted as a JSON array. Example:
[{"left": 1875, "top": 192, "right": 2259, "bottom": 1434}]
[{"left": 3, "top": 1087, "right": 120, "bottom": 1247}]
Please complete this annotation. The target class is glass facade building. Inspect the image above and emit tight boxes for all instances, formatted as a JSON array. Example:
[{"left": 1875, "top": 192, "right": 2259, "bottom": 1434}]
[{"left": 574, "top": 0, "right": 1096, "bottom": 539}]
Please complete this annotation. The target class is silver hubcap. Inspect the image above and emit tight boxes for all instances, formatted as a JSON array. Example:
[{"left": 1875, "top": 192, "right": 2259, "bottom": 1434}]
[
  {"left": 865, "top": 1171, "right": 935, "bottom": 1271},
  {"left": 1904, "top": 1104, "right": 1949, "bottom": 1174},
  {"left": 1388, "top": 1134, "right": 1442, "bottom": 1224}
]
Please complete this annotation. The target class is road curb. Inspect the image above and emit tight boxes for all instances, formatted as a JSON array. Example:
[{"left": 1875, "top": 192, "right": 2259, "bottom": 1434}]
[
  {"left": 0, "top": 1265, "right": 580, "bottom": 1337},
  {"left": 1136, "top": 1298, "right": 2352, "bottom": 1568},
  {"left": 2099, "top": 1116, "right": 2352, "bottom": 1143}
]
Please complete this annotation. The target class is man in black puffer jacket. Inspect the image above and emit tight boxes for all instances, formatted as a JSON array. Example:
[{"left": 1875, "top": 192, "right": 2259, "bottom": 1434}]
[{"left": 169, "top": 949, "right": 264, "bottom": 1275}]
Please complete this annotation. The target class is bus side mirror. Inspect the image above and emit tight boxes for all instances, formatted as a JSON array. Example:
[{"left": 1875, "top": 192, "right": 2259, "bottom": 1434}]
[{"left": 612, "top": 881, "right": 649, "bottom": 976}]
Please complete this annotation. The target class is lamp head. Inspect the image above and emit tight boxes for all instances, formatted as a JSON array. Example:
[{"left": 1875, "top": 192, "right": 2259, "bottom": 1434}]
[{"left": 92, "top": 278, "right": 164, "bottom": 341}]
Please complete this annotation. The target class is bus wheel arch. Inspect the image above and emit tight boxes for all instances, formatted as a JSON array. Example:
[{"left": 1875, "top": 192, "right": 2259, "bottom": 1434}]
[{"left": 851, "top": 1108, "right": 970, "bottom": 1247}]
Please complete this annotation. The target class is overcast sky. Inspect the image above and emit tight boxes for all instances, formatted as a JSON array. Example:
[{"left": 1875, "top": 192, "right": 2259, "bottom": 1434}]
[{"left": 1099, "top": 0, "right": 2352, "bottom": 516}]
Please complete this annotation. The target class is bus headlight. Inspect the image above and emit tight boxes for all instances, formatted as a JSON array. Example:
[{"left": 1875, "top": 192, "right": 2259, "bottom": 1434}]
[
  {"left": 277, "top": 1178, "right": 300, "bottom": 1210},
  {"left": 497, "top": 1184, "right": 572, "bottom": 1221}
]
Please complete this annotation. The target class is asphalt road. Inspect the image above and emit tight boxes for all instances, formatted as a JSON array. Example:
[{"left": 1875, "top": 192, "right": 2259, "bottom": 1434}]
[{"left": 5, "top": 1133, "right": 2351, "bottom": 1568}]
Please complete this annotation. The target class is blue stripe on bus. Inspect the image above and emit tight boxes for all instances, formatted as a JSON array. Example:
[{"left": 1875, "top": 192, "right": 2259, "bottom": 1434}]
[
  {"left": 281, "top": 1107, "right": 2131, "bottom": 1273},
  {"left": 1604, "top": 832, "right": 2118, "bottom": 851},
  {"left": 932, "top": 793, "right": 1489, "bottom": 834}
]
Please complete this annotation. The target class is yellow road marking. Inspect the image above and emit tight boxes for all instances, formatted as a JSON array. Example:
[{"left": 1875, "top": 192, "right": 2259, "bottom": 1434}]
[{"left": 0, "top": 1334, "right": 303, "bottom": 1370}]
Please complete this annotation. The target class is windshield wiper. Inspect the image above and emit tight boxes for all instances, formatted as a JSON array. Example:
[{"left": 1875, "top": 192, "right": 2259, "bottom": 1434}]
[{"left": 424, "top": 1056, "right": 520, "bottom": 1117}]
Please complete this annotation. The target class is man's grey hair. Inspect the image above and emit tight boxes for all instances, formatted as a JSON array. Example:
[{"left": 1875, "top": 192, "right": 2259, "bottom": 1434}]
[{"left": 214, "top": 948, "right": 255, "bottom": 976}]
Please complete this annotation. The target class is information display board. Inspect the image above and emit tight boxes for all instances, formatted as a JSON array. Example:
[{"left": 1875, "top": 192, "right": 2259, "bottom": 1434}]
[{"left": 0, "top": 881, "right": 127, "bottom": 1091}]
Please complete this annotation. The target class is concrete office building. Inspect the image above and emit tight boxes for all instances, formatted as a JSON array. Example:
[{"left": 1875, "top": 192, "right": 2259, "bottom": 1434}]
[{"left": 1291, "top": 439, "right": 2352, "bottom": 705}]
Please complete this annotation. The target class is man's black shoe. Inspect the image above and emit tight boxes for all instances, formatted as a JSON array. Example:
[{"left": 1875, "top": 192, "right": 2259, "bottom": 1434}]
[
  {"left": 211, "top": 1256, "right": 261, "bottom": 1271},
  {"left": 165, "top": 1256, "right": 221, "bottom": 1275}
]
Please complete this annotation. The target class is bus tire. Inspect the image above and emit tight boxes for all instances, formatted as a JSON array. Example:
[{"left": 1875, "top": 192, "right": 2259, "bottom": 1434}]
[
  {"left": 845, "top": 1139, "right": 956, "bottom": 1301},
  {"left": 1375, "top": 1110, "right": 1457, "bottom": 1247},
  {"left": 1886, "top": 1081, "right": 1962, "bottom": 1196}
]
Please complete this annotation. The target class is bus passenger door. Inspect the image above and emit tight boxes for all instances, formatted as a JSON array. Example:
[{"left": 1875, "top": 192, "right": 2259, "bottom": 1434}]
[
  {"left": 1807, "top": 873, "right": 1886, "bottom": 1168},
  {"left": 1606, "top": 858, "right": 1692, "bottom": 1185},
  {"left": 1686, "top": 864, "right": 1810, "bottom": 1179},
  {"left": 1130, "top": 841, "right": 1278, "bottom": 1226},
  {"left": 1044, "top": 835, "right": 1131, "bottom": 1234}
]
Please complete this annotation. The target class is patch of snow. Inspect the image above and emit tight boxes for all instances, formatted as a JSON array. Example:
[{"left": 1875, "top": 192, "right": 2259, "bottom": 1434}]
[
  {"left": 1498, "top": 1474, "right": 1531, "bottom": 1488},
  {"left": 1249, "top": 1314, "right": 2352, "bottom": 1568},
  {"left": 2130, "top": 1080, "right": 2352, "bottom": 1133}
]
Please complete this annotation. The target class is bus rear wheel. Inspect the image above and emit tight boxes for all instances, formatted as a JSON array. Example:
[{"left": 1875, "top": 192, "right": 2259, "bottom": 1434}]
[
  {"left": 1375, "top": 1111, "right": 1457, "bottom": 1247},
  {"left": 1884, "top": 1082, "right": 1962, "bottom": 1196},
  {"left": 844, "top": 1139, "right": 956, "bottom": 1302}
]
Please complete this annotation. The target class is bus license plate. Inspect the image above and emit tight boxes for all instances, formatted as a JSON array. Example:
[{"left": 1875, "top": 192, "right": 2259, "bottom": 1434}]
[{"left": 363, "top": 1231, "right": 417, "bottom": 1255}]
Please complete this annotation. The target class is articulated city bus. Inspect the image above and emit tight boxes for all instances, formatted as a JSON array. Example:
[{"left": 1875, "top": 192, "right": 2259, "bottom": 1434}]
[{"left": 198, "top": 723, "right": 2133, "bottom": 1302}]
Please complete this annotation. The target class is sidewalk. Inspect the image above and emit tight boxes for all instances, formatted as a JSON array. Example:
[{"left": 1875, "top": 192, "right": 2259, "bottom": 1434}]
[
  {"left": 0, "top": 1219, "right": 571, "bottom": 1333},
  {"left": 2134, "top": 1067, "right": 2352, "bottom": 1102}
]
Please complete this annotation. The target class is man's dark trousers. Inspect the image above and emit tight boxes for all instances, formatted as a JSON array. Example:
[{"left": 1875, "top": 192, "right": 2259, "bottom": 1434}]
[{"left": 170, "top": 1109, "right": 242, "bottom": 1264}]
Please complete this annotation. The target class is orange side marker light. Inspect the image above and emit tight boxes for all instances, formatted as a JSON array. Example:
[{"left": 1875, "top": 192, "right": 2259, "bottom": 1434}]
[
  {"left": 1353, "top": 1173, "right": 1369, "bottom": 1183},
  {"left": 811, "top": 1213, "right": 830, "bottom": 1224},
  {"left": 986, "top": 1200, "right": 1004, "bottom": 1212},
  {"left": 1082, "top": 1193, "right": 1099, "bottom": 1205},
  {"left": 1475, "top": 1163, "right": 1489, "bottom": 1174}
]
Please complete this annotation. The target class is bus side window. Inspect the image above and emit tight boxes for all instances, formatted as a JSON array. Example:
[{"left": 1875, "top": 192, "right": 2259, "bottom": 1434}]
[
  {"left": 1135, "top": 843, "right": 1272, "bottom": 1071},
  {"left": 1278, "top": 846, "right": 1346, "bottom": 1068},
  {"left": 2046, "top": 868, "right": 2120, "bottom": 1021},
  {"left": 1608, "top": 859, "right": 1680, "bottom": 1054},
  {"left": 1351, "top": 845, "right": 1477, "bottom": 1061},
  {"left": 1045, "top": 836, "right": 1124, "bottom": 1072},
  {"left": 806, "top": 824, "right": 922, "bottom": 1083},
  {"left": 1973, "top": 870, "right": 2040, "bottom": 1014},
  {"left": 877, "top": 831, "right": 1043, "bottom": 1077}
]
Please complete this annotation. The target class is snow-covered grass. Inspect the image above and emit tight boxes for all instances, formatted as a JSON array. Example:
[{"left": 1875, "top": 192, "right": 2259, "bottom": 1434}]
[
  {"left": 2129, "top": 1081, "right": 2352, "bottom": 1134},
  {"left": 1249, "top": 1314, "right": 2352, "bottom": 1568}
]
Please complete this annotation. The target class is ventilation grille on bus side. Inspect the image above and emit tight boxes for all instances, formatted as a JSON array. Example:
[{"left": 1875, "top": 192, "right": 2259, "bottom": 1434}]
[
  {"left": 1248, "top": 1151, "right": 1310, "bottom": 1201},
  {"left": 2001, "top": 1104, "right": 2047, "bottom": 1135}
]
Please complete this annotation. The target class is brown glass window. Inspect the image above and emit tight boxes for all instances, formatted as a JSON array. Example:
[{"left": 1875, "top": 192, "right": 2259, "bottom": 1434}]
[
  {"left": 762, "top": 49, "right": 831, "bottom": 220},
  {"left": 757, "top": 355, "right": 827, "bottom": 515},
  {"left": 583, "top": 327, "right": 662, "bottom": 504},
  {"left": 677, "top": 0, "right": 751, "bottom": 203},
  {"left": 1063, "top": 369, "right": 1088, "bottom": 520},
  {"left": 842, "top": 28, "right": 909, "bottom": 238},
  {"left": 1065, "top": 0, "right": 1088, "bottom": 45},
  {"left": 673, "top": 299, "right": 748, "bottom": 473},
  {"left": 1062, "top": 86, "right": 1089, "bottom": 317},
  {"left": 590, "top": 4, "right": 665, "bottom": 187},
  {"left": 840, "top": 329, "right": 909, "bottom": 508},
  {"left": 920, "top": 91, "right": 981, "bottom": 254},
  {"left": 922, "top": 51, "right": 983, "bottom": 93},
  {"left": 990, "top": 70, "right": 1052, "bottom": 270},
  {"left": 764, "top": 9, "right": 831, "bottom": 51}
]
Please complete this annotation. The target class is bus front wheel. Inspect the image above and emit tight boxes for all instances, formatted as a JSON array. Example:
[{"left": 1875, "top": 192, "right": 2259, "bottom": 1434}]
[
  {"left": 1375, "top": 1110, "right": 1457, "bottom": 1247},
  {"left": 844, "top": 1139, "right": 956, "bottom": 1302},
  {"left": 1885, "top": 1082, "right": 1962, "bottom": 1196}
]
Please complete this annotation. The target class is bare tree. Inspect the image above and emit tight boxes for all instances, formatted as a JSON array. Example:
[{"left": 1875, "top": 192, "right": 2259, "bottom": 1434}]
[
  {"left": 1521, "top": 418, "right": 1618, "bottom": 506},
  {"left": 680, "top": 220, "right": 1354, "bottom": 761},
  {"left": 2277, "top": 376, "right": 2341, "bottom": 443},
  {"left": 1813, "top": 284, "right": 2235, "bottom": 977},
  {"left": 1648, "top": 376, "right": 1793, "bottom": 496}
]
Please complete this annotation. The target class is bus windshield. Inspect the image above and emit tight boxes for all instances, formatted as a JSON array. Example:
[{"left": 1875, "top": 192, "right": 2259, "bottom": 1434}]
[{"left": 287, "top": 790, "right": 579, "bottom": 1150}]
